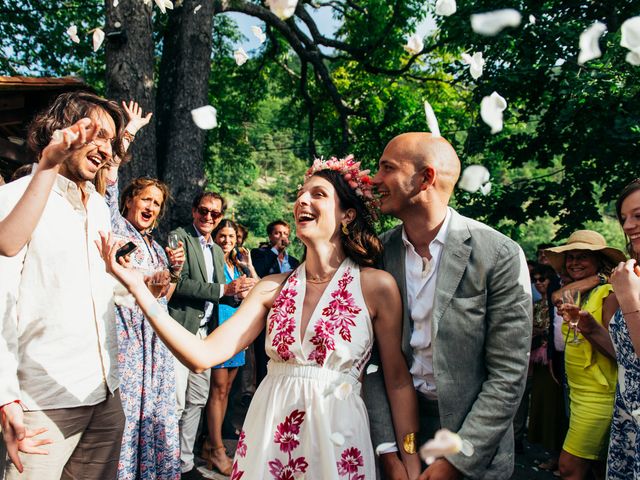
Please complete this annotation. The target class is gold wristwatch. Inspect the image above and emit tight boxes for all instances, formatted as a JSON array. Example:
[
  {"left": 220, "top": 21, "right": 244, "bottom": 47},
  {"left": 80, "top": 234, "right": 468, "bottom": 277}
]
[{"left": 403, "top": 432, "right": 417, "bottom": 454}]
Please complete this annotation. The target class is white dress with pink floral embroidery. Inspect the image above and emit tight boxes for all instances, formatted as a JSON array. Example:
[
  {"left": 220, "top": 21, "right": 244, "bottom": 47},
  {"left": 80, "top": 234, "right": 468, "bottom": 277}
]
[{"left": 231, "top": 258, "right": 375, "bottom": 480}]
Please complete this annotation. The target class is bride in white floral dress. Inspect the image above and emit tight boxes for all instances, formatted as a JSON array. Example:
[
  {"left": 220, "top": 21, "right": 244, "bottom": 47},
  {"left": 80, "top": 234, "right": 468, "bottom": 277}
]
[{"left": 98, "top": 156, "right": 421, "bottom": 480}]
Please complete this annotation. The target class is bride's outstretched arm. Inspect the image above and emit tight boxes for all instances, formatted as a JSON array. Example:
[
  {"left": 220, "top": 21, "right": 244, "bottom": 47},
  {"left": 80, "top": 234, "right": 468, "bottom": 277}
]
[
  {"left": 97, "top": 232, "right": 282, "bottom": 372},
  {"left": 364, "top": 269, "right": 421, "bottom": 479}
]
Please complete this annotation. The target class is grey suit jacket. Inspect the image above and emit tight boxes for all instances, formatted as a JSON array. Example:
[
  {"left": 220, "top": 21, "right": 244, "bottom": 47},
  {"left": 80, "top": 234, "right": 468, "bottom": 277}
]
[
  {"left": 363, "top": 209, "right": 532, "bottom": 480},
  {"left": 167, "top": 225, "right": 228, "bottom": 335}
]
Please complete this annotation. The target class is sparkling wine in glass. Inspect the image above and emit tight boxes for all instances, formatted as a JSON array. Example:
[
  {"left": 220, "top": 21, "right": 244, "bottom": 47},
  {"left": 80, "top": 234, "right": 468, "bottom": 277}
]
[
  {"left": 168, "top": 233, "right": 179, "bottom": 250},
  {"left": 562, "top": 289, "right": 582, "bottom": 345}
]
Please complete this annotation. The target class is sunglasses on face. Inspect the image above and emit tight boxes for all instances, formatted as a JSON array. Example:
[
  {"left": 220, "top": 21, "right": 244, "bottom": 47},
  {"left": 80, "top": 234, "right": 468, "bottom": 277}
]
[
  {"left": 532, "top": 277, "right": 546, "bottom": 283},
  {"left": 196, "top": 206, "right": 223, "bottom": 219}
]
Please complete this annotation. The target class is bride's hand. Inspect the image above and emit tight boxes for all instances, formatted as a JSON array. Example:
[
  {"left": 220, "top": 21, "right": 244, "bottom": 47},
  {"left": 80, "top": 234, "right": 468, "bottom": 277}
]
[{"left": 96, "top": 231, "right": 145, "bottom": 292}]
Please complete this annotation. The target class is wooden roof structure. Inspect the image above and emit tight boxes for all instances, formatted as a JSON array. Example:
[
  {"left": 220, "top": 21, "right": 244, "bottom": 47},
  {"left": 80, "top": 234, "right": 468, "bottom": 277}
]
[{"left": 0, "top": 76, "right": 91, "bottom": 182}]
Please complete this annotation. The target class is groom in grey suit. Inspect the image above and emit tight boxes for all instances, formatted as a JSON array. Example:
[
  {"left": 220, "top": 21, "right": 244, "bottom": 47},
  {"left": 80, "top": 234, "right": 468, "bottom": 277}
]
[{"left": 364, "top": 133, "right": 532, "bottom": 480}]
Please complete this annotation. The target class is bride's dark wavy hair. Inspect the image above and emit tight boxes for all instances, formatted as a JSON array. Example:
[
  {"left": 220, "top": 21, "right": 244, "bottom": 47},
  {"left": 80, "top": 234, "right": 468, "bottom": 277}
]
[{"left": 310, "top": 169, "right": 382, "bottom": 267}]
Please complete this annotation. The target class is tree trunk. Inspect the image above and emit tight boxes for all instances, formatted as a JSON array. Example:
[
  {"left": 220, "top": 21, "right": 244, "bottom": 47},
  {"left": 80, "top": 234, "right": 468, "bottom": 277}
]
[
  {"left": 105, "top": 0, "right": 157, "bottom": 187},
  {"left": 156, "top": 0, "right": 216, "bottom": 231}
]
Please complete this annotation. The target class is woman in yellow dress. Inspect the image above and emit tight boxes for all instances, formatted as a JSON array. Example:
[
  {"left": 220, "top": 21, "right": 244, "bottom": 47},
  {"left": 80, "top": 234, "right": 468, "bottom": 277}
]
[{"left": 546, "top": 230, "right": 626, "bottom": 480}]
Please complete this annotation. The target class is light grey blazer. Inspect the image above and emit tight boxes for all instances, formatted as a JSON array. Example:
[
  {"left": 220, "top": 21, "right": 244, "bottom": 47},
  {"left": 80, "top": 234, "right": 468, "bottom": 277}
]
[{"left": 363, "top": 209, "right": 532, "bottom": 480}]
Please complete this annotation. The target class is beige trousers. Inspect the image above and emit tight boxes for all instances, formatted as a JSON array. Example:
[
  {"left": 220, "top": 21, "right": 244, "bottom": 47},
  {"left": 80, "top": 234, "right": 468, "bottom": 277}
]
[{"left": 4, "top": 391, "right": 125, "bottom": 480}]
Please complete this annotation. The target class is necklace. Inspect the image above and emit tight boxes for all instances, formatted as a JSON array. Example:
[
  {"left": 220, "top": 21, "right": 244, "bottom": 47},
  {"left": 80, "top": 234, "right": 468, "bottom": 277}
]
[{"left": 307, "top": 276, "right": 332, "bottom": 284}]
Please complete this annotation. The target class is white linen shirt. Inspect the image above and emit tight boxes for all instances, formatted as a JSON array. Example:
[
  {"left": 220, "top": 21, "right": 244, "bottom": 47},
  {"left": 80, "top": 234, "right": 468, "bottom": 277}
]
[
  {"left": 0, "top": 174, "right": 119, "bottom": 410},
  {"left": 195, "top": 227, "right": 223, "bottom": 327},
  {"left": 403, "top": 208, "right": 452, "bottom": 399}
]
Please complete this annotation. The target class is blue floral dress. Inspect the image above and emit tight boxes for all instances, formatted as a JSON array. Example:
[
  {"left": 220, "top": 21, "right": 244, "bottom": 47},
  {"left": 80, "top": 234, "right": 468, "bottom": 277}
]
[
  {"left": 105, "top": 182, "right": 180, "bottom": 480},
  {"left": 213, "top": 264, "right": 245, "bottom": 369},
  {"left": 607, "top": 309, "right": 640, "bottom": 479}
]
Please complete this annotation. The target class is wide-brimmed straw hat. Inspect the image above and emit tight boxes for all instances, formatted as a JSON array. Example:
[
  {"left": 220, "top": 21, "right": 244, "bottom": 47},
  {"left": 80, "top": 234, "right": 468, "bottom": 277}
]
[{"left": 544, "top": 230, "right": 626, "bottom": 274}]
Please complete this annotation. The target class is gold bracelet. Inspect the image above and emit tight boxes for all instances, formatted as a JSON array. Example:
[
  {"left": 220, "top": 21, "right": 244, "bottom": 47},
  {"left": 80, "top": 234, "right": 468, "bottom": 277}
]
[
  {"left": 123, "top": 130, "right": 136, "bottom": 143},
  {"left": 403, "top": 432, "right": 417, "bottom": 455}
]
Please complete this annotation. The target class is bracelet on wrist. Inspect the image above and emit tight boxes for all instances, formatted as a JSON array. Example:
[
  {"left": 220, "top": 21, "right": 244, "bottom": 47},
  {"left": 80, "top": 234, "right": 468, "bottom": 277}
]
[
  {"left": 403, "top": 432, "right": 418, "bottom": 455},
  {"left": 123, "top": 130, "right": 136, "bottom": 143}
]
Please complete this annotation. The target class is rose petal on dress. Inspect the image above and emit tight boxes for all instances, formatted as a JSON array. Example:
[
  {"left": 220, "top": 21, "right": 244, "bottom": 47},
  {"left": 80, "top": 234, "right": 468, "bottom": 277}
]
[
  {"left": 479, "top": 182, "right": 492, "bottom": 195},
  {"left": 458, "top": 165, "right": 490, "bottom": 193},
  {"left": 366, "top": 364, "right": 379, "bottom": 375},
  {"left": 577, "top": 22, "right": 606, "bottom": 65},
  {"left": 621, "top": 16, "right": 640, "bottom": 53},
  {"left": 114, "top": 283, "right": 137, "bottom": 309},
  {"left": 419, "top": 429, "right": 464, "bottom": 464},
  {"left": 423, "top": 101, "right": 441, "bottom": 138},
  {"left": 191, "top": 105, "right": 218, "bottom": 130},
  {"left": 471, "top": 9, "right": 522, "bottom": 36},
  {"left": 333, "top": 382, "right": 353, "bottom": 400},
  {"left": 266, "top": 0, "right": 298, "bottom": 20},
  {"left": 92, "top": 28, "right": 105, "bottom": 52},
  {"left": 234, "top": 47, "right": 249, "bottom": 66},
  {"left": 375, "top": 442, "right": 397, "bottom": 455},
  {"left": 154, "top": 0, "right": 173, "bottom": 14},
  {"left": 404, "top": 34, "right": 424, "bottom": 55},
  {"left": 461, "top": 51, "right": 485, "bottom": 79},
  {"left": 251, "top": 25, "right": 267, "bottom": 43},
  {"left": 435, "top": 0, "right": 456, "bottom": 17},
  {"left": 480, "top": 91, "right": 507, "bottom": 134},
  {"left": 66, "top": 25, "right": 80, "bottom": 43},
  {"left": 330, "top": 432, "right": 345, "bottom": 446},
  {"left": 193, "top": 4, "right": 201, "bottom": 13}
]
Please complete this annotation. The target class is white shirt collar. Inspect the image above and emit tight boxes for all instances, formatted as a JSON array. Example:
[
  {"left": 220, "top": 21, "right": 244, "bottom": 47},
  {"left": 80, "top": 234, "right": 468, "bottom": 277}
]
[
  {"left": 401, "top": 207, "right": 452, "bottom": 252},
  {"left": 193, "top": 225, "right": 214, "bottom": 247}
]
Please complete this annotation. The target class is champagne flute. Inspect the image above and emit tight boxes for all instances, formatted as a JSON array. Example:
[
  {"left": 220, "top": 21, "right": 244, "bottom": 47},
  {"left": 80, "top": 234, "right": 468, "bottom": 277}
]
[
  {"left": 168, "top": 233, "right": 179, "bottom": 250},
  {"left": 167, "top": 233, "right": 183, "bottom": 269},
  {"left": 562, "top": 289, "right": 582, "bottom": 345}
]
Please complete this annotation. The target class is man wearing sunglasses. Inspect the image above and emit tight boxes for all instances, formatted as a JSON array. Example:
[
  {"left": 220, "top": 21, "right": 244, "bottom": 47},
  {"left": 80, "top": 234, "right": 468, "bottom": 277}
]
[{"left": 168, "top": 191, "right": 255, "bottom": 480}]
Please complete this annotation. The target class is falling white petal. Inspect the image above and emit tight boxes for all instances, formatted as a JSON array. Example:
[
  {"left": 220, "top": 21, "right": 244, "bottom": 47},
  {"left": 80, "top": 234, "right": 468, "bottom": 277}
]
[
  {"left": 66, "top": 25, "right": 80, "bottom": 43},
  {"left": 479, "top": 182, "right": 492, "bottom": 195},
  {"left": 51, "top": 128, "right": 79, "bottom": 144},
  {"left": 193, "top": 4, "right": 201, "bottom": 13},
  {"left": 529, "top": 14, "right": 536, "bottom": 24},
  {"left": 419, "top": 429, "right": 473, "bottom": 464},
  {"left": 404, "top": 34, "right": 424, "bottom": 55},
  {"left": 626, "top": 51, "right": 640, "bottom": 66},
  {"left": 471, "top": 9, "right": 522, "bottom": 36},
  {"left": 191, "top": 105, "right": 218, "bottom": 130},
  {"left": 577, "top": 22, "right": 606, "bottom": 65},
  {"left": 621, "top": 16, "right": 640, "bottom": 53},
  {"left": 114, "top": 284, "right": 137, "bottom": 309},
  {"left": 435, "top": 0, "right": 456, "bottom": 17},
  {"left": 459, "top": 165, "right": 490, "bottom": 193},
  {"left": 92, "top": 28, "right": 105, "bottom": 52},
  {"left": 266, "top": 0, "right": 298, "bottom": 20},
  {"left": 234, "top": 47, "right": 249, "bottom": 66},
  {"left": 366, "top": 364, "right": 379, "bottom": 375},
  {"left": 8, "top": 136, "right": 24, "bottom": 145},
  {"left": 251, "top": 26, "right": 266, "bottom": 44},
  {"left": 461, "top": 51, "right": 485, "bottom": 79},
  {"left": 333, "top": 382, "right": 353, "bottom": 400},
  {"left": 330, "top": 432, "right": 345, "bottom": 446},
  {"left": 154, "top": 0, "right": 173, "bottom": 14},
  {"left": 480, "top": 91, "right": 507, "bottom": 134},
  {"left": 423, "top": 101, "right": 441, "bottom": 138},
  {"left": 375, "top": 443, "right": 397, "bottom": 455},
  {"left": 113, "top": 0, "right": 119, "bottom": 6}
]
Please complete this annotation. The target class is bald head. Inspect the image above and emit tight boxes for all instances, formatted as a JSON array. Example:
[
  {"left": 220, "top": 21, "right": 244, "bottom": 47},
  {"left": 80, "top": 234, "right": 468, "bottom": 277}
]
[{"left": 383, "top": 132, "right": 461, "bottom": 196}]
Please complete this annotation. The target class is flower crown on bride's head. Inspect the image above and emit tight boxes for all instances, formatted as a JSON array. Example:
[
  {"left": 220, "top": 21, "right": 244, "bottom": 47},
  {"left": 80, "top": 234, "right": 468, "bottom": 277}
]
[{"left": 304, "top": 154, "right": 379, "bottom": 221}]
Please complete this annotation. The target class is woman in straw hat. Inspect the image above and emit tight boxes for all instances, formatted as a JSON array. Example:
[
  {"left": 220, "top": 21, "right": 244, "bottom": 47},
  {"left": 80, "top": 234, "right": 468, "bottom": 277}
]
[{"left": 545, "top": 230, "right": 626, "bottom": 480}]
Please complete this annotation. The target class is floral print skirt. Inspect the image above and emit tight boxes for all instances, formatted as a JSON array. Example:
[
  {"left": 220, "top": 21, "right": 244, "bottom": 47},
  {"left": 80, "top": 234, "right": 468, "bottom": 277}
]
[{"left": 231, "top": 362, "right": 375, "bottom": 480}]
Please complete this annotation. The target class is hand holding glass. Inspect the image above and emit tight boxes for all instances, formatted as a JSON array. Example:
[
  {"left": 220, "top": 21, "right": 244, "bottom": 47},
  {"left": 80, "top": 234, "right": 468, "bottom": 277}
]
[
  {"left": 562, "top": 289, "right": 582, "bottom": 345},
  {"left": 167, "top": 233, "right": 184, "bottom": 269}
]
